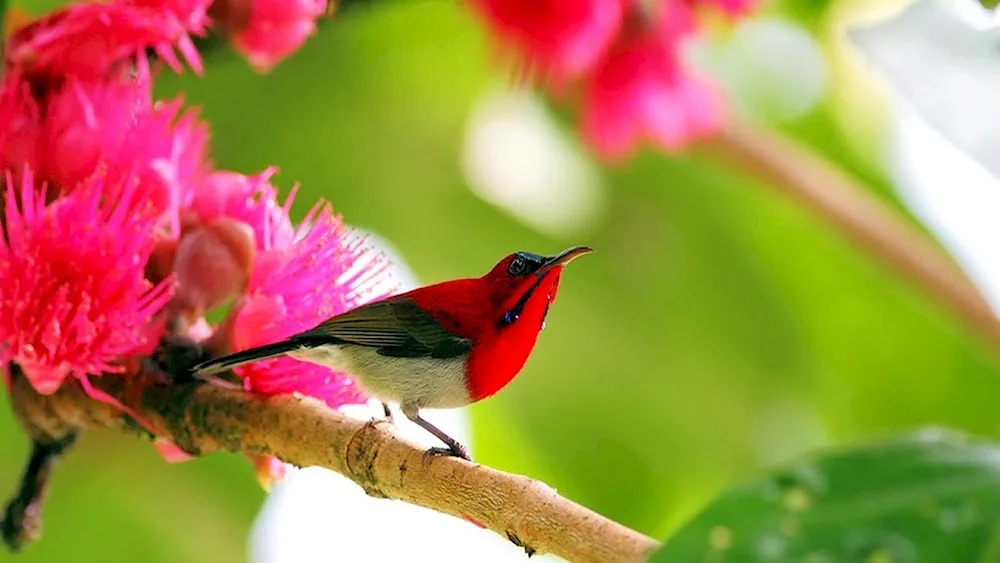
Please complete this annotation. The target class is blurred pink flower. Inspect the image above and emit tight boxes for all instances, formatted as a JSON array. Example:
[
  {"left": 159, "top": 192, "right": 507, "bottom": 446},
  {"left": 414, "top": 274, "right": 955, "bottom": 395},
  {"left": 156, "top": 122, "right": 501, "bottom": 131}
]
[
  {"left": 5, "top": 0, "right": 204, "bottom": 85},
  {"left": 230, "top": 200, "right": 393, "bottom": 409},
  {"left": 0, "top": 167, "right": 172, "bottom": 395},
  {"left": 154, "top": 440, "right": 195, "bottom": 463},
  {"left": 0, "top": 79, "right": 41, "bottom": 178},
  {"left": 468, "top": 0, "right": 623, "bottom": 88},
  {"left": 190, "top": 167, "right": 296, "bottom": 251},
  {"left": 218, "top": 0, "right": 328, "bottom": 71},
  {"left": 465, "top": 0, "right": 759, "bottom": 159},
  {"left": 36, "top": 59, "right": 209, "bottom": 232},
  {"left": 581, "top": 3, "right": 723, "bottom": 160},
  {"left": 247, "top": 453, "right": 288, "bottom": 491},
  {"left": 185, "top": 316, "right": 216, "bottom": 341},
  {"left": 123, "top": 0, "right": 213, "bottom": 33},
  {"left": 693, "top": 0, "right": 760, "bottom": 17}
]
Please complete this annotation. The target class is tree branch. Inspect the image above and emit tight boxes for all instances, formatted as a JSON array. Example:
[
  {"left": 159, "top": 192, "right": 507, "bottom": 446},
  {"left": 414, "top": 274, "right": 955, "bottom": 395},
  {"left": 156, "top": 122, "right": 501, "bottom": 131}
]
[
  {"left": 702, "top": 119, "right": 1000, "bottom": 348},
  {"left": 3, "top": 371, "right": 659, "bottom": 562},
  {"left": 1, "top": 433, "right": 78, "bottom": 551}
]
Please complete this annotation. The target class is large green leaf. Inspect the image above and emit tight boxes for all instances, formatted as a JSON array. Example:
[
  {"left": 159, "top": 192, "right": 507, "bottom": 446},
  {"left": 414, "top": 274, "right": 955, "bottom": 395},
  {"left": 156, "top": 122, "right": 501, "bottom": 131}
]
[{"left": 653, "top": 428, "right": 1000, "bottom": 562}]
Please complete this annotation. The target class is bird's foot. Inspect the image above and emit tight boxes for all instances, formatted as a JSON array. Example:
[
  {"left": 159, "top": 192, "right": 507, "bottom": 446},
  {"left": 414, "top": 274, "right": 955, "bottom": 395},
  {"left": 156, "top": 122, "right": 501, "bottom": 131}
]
[
  {"left": 426, "top": 444, "right": 472, "bottom": 462},
  {"left": 402, "top": 407, "right": 472, "bottom": 461},
  {"left": 373, "top": 402, "right": 395, "bottom": 424}
]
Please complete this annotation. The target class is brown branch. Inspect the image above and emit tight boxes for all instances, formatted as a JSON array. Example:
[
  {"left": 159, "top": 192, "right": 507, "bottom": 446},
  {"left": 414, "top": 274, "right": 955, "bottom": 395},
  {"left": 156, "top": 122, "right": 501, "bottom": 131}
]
[
  {"left": 4, "top": 372, "right": 660, "bottom": 562},
  {"left": 702, "top": 119, "right": 1000, "bottom": 348},
  {"left": 1, "top": 433, "right": 78, "bottom": 551}
]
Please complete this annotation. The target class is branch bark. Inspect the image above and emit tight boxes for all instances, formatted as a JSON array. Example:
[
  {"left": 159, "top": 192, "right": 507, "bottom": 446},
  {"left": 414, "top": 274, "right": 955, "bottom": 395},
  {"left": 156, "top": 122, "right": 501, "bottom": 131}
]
[
  {"left": 4, "top": 372, "right": 660, "bottom": 563},
  {"left": 1, "top": 433, "right": 78, "bottom": 551},
  {"left": 703, "top": 119, "right": 1000, "bottom": 348}
]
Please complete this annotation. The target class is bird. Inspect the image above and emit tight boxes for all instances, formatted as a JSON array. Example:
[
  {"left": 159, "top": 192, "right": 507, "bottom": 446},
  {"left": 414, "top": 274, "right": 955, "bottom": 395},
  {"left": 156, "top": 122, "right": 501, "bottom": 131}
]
[{"left": 191, "top": 246, "right": 593, "bottom": 460}]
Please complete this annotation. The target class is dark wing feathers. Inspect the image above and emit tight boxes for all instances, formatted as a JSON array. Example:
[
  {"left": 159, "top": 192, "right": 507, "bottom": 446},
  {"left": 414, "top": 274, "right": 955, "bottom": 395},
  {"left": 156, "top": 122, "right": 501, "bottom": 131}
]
[{"left": 293, "top": 297, "right": 471, "bottom": 359}]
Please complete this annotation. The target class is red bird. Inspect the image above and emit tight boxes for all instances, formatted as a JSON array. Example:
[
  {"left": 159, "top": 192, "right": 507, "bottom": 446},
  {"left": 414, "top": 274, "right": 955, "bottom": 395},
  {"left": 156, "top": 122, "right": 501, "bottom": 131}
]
[{"left": 192, "top": 246, "right": 592, "bottom": 460}]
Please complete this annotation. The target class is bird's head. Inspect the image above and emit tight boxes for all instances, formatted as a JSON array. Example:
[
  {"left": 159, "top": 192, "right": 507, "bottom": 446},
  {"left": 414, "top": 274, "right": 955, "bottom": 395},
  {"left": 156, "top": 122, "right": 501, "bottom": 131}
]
[
  {"left": 458, "top": 245, "right": 592, "bottom": 402},
  {"left": 482, "top": 246, "right": 593, "bottom": 329}
]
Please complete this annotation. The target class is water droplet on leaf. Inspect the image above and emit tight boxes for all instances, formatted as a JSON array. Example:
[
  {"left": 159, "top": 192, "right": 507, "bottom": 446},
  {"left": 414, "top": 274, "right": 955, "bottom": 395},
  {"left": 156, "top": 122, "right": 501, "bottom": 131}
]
[
  {"left": 907, "top": 426, "right": 967, "bottom": 445},
  {"left": 778, "top": 515, "right": 800, "bottom": 537},
  {"left": 708, "top": 525, "right": 733, "bottom": 551},
  {"left": 783, "top": 487, "right": 811, "bottom": 511},
  {"left": 802, "top": 552, "right": 835, "bottom": 563},
  {"left": 937, "top": 501, "right": 978, "bottom": 533},
  {"left": 866, "top": 549, "right": 895, "bottom": 563},
  {"left": 764, "top": 463, "right": 828, "bottom": 509},
  {"left": 754, "top": 533, "right": 786, "bottom": 560},
  {"left": 916, "top": 500, "right": 938, "bottom": 518},
  {"left": 844, "top": 531, "right": 916, "bottom": 563}
]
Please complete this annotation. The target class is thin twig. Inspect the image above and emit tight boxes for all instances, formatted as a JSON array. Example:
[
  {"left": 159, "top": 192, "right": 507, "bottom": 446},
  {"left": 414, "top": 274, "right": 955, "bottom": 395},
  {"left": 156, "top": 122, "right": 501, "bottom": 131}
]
[
  {"left": 0, "top": 433, "right": 78, "bottom": 551},
  {"left": 4, "top": 372, "right": 660, "bottom": 563},
  {"left": 702, "top": 119, "right": 1000, "bottom": 349}
]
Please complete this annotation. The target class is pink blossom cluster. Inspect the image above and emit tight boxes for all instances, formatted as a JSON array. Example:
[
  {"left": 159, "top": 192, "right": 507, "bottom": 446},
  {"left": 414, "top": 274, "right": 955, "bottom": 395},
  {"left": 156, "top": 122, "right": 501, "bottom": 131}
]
[
  {"left": 5, "top": 0, "right": 326, "bottom": 80},
  {"left": 0, "top": 0, "right": 390, "bottom": 485},
  {"left": 467, "top": 0, "right": 759, "bottom": 160}
]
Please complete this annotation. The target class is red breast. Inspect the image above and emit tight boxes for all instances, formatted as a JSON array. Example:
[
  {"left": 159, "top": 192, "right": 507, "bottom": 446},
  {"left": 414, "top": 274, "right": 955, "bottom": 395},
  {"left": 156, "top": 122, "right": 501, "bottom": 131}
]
[
  {"left": 403, "top": 246, "right": 591, "bottom": 403},
  {"left": 405, "top": 260, "right": 574, "bottom": 402}
]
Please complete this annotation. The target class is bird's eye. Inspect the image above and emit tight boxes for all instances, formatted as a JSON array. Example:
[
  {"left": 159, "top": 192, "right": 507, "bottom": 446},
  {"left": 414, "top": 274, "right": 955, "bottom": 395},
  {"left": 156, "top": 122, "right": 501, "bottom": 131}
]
[{"left": 507, "top": 256, "right": 527, "bottom": 276}]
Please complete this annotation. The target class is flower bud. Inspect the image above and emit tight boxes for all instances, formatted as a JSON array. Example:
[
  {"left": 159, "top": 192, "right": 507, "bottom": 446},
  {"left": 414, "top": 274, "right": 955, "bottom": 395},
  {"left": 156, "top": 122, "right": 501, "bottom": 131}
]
[
  {"left": 18, "top": 358, "right": 71, "bottom": 395},
  {"left": 173, "top": 218, "right": 256, "bottom": 314},
  {"left": 246, "top": 453, "right": 288, "bottom": 491},
  {"left": 154, "top": 439, "right": 195, "bottom": 464},
  {"left": 211, "top": 0, "right": 327, "bottom": 71},
  {"left": 146, "top": 237, "right": 178, "bottom": 285}
]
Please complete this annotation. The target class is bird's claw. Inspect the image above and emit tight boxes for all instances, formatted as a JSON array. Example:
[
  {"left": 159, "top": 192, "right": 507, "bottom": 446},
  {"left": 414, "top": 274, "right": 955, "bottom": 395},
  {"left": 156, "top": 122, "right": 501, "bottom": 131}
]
[
  {"left": 403, "top": 409, "right": 472, "bottom": 461},
  {"left": 426, "top": 444, "right": 472, "bottom": 462}
]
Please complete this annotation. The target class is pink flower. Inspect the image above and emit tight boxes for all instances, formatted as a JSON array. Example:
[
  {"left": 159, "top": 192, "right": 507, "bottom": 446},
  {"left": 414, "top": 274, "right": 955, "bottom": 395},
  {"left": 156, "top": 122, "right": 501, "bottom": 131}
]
[
  {"left": 214, "top": 0, "right": 328, "bottom": 71},
  {"left": 246, "top": 453, "right": 288, "bottom": 491},
  {"left": 5, "top": 1, "right": 204, "bottom": 85},
  {"left": 37, "top": 60, "right": 210, "bottom": 232},
  {"left": 172, "top": 168, "right": 302, "bottom": 317},
  {"left": 467, "top": 0, "right": 623, "bottom": 87},
  {"left": 0, "top": 78, "right": 41, "bottom": 180},
  {"left": 189, "top": 167, "right": 296, "bottom": 251},
  {"left": 154, "top": 440, "right": 196, "bottom": 463},
  {"left": 581, "top": 2, "right": 723, "bottom": 160},
  {"left": 692, "top": 0, "right": 759, "bottom": 17},
  {"left": 123, "top": 0, "right": 213, "bottom": 33},
  {"left": 229, "top": 200, "right": 393, "bottom": 409},
  {"left": 185, "top": 316, "right": 215, "bottom": 341},
  {"left": 0, "top": 167, "right": 172, "bottom": 395}
]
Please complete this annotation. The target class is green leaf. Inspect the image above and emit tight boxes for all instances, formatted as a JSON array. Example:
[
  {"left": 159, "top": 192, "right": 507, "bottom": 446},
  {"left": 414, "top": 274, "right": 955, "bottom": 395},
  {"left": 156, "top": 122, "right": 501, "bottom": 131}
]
[{"left": 652, "top": 427, "right": 1000, "bottom": 562}]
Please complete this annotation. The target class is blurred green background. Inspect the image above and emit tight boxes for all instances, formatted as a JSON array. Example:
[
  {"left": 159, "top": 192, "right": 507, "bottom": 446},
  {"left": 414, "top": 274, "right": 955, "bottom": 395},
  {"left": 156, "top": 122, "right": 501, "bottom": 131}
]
[{"left": 6, "top": 0, "right": 1000, "bottom": 560}]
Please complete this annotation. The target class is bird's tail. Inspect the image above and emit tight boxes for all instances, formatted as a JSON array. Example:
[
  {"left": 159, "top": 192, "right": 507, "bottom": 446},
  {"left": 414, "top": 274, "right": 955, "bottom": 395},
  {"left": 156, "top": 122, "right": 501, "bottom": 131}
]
[{"left": 192, "top": 340, "right": 305, "bottom": 377}]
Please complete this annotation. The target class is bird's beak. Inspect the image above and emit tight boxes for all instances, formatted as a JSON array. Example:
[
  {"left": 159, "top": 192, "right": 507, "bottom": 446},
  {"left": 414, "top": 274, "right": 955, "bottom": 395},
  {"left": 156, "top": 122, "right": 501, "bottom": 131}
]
[{"left": 536, "top": 246, "right": 593, "bottom": 277}]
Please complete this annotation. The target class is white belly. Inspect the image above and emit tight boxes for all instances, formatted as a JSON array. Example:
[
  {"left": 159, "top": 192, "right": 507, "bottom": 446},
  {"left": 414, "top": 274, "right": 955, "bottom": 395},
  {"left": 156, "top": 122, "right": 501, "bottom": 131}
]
[{"left": 287, "top": 344, "right": 472, "bottom": 410}]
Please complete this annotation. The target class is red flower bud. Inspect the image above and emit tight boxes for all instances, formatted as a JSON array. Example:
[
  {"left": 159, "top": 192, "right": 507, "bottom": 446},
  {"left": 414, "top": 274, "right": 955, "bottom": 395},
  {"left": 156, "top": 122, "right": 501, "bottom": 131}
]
[
  {"left": 246, "top": 453, "right": 288, "bottom": 491},
  {"left": 210, "top": 0, "right": 327, "bottom": 71},
  {"left": 174, "top": 218, "right": 256, "bottom": 313},
  {"left": 146, "top": 237, "right": 178, "bottom": 285}
]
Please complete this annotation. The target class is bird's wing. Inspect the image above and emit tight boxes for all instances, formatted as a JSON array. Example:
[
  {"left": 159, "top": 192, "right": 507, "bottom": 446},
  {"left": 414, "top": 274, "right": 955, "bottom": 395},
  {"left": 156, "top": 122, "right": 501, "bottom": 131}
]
[{"left": 294, "top": 297, "right": 472, "bottom": 359}]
